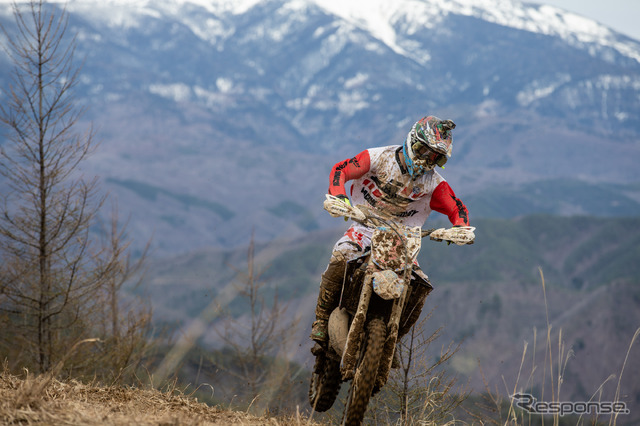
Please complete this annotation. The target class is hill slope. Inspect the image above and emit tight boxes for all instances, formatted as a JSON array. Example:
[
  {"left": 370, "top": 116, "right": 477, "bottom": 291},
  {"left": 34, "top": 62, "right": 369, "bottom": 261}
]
[
  {"left": 0, "top": 370, "right": 316, "bottom": 425},
  {"left": 138, "top": 215, "right": 640, "bottom": 424}
]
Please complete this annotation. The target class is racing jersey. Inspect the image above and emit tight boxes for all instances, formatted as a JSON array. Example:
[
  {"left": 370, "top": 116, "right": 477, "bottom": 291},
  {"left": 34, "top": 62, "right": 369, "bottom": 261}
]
[{"left": 328, "top": 145, "right": 469, "bottom": 228}]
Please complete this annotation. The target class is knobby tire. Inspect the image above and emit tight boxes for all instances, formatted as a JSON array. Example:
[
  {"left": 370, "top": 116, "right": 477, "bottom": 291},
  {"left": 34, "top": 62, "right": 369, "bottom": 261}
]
[
  {"left": 309, "top": 352, "right": 341, "bottom": 412},
  {"left": 343, "top": 318, "right": 386, "bottom": 426}
]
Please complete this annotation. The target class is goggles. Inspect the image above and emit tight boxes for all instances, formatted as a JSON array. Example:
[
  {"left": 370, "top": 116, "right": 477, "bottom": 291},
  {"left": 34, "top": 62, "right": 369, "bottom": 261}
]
[{"left": 412, "top": 139, "right": 448, "bottom": 167}]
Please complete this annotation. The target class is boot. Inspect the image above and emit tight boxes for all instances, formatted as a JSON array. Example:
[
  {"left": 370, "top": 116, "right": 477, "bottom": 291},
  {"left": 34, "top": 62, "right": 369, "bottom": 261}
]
[{"left": 310, "top": 252, "right": 346, "bottom": 344}]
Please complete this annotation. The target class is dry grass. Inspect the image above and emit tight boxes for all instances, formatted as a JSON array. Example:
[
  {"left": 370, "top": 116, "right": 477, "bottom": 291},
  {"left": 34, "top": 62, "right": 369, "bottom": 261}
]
[
  {"left": 0, "top": 368, "right": 320, "bottom": 426},
  {"left": 476, "top": 268, "right": 639, "bottom": 426}
]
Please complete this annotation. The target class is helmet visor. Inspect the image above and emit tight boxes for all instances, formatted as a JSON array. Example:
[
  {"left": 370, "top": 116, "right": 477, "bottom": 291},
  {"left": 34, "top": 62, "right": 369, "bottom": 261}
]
[{"left": 412, "top": 141, "right": 448, "bottom": 167}]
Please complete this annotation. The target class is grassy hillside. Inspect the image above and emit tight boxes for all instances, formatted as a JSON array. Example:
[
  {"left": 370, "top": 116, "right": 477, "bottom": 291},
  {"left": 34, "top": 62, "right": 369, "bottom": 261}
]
[
  {"left": 138, "top": 215, "right": 640, "bottom": 425},
  {"left": 142, "top": 215, "right": 640, "bottom": 316},
  {"left": 464, "top": 179, "right": 640, "bottom": 218},
  {"left": 419, "top": 215, "right": 640, "bottom": 288}
]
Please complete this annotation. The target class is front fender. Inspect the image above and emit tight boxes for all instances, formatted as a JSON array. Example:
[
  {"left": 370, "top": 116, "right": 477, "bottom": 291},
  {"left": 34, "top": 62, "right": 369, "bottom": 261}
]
[{"left": 328, "top": 307, "right": 349, "bottom": 357}]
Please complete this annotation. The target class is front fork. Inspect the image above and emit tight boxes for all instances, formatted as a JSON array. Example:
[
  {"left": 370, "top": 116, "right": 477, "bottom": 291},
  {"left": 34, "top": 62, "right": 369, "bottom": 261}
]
[
  {"left": 340, "top": 271, "right": 373, "bottom": 380},
  {"left": 376, "top": 276, "right": 409, "bottom": 390},
  {"left": 339, "top": 264, "right": 411, "bottom": 382}
]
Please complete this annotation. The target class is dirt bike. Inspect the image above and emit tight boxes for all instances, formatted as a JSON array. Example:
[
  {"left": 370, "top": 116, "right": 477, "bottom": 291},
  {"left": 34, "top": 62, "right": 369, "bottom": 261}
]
[{"left": 308, "top": 194, "right": 475, "bottom": 425}]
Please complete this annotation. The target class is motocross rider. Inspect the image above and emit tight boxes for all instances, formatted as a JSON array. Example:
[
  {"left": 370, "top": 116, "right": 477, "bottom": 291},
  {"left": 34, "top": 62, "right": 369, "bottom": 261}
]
[{"left": 311, "top": 116, "right": 471, "bottom": 344}]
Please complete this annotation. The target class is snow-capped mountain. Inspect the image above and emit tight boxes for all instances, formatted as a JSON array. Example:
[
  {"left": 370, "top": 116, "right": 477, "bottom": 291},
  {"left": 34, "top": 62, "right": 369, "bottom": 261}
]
[{"left": 1, "top": 0, "right": 639, "bottom": 255}]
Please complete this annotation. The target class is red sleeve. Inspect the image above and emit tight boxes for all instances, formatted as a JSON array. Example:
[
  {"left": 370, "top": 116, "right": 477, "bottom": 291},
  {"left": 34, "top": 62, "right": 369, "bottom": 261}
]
[
  {"left": 328, "top": 150, "right": 371, "bottom": 197},
  {"left": 429, "top": 181, "right": 470, "bottom": 226}
]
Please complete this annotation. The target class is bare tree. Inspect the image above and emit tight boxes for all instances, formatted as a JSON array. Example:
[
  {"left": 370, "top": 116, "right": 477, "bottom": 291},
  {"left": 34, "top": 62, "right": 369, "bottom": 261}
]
[
  {"left": 75, "top": 211, "right": 152, "bottom": 382},
  {"left": 214, "top": 233, "right": 300, "bottom": 414},
  {"left": 0, "top": 0, "right": 150, "bottom": 377}
]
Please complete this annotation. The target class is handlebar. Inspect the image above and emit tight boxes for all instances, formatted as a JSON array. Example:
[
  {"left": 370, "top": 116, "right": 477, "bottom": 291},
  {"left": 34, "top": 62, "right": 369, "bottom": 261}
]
[
  {"left": 421, "top": 228, "right": 435, "bottom": 238},
  {"left": 323, "top": 194, "right": 475, "bottom": 246}
]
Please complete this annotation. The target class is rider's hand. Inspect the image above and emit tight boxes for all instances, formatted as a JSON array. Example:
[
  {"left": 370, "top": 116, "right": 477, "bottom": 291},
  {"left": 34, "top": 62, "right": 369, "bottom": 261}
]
[
  {"left": 336, "top": 194, "right": 351, "bottom": 206},
  {"left": 450, "top": 224, "right": 460, "bottom": 245},
  {"left": 335, "top": 195, "right": 351, "bottom": 221},
  {"left": 453, "top": 225, "right": 475, "bottom": 245}
]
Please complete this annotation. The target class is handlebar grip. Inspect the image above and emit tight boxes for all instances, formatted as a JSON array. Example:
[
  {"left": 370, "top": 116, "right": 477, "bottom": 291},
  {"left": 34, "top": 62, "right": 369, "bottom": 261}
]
[{"left": 421, "top": 228, "right": 435, "bottom": 238}]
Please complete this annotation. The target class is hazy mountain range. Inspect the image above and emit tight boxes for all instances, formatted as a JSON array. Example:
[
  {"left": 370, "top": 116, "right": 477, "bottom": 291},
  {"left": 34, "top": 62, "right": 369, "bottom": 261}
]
[{"left": 1, "top": 0, "right": 639, "bottom": 257}]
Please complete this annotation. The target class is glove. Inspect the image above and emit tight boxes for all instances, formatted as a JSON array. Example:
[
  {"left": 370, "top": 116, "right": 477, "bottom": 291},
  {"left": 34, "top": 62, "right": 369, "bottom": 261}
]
[
  {"left": 335, "top": 195, "right": 351, "bottom": 221},
  {"left": 452, "top": 226, "right": 475, "bottom": 245},
  {"left": 430, "top": 226, "right": 475, "bottom": 245},
  {"left": 335, "top": 194, "right": 351, "bottom": 206}
]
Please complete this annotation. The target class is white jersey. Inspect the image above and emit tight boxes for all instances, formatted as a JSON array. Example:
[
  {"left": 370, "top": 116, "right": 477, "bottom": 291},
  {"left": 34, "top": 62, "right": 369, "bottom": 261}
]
[
  {"left": 328, "top": 144, "right": 469, "bottom": 259},
  {"left": 348, "top": 146, "right": 445, "bottom": 228}
]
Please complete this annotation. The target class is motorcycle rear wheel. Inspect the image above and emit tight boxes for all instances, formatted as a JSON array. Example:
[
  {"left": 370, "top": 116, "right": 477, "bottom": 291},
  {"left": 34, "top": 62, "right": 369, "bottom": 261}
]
[
  {"left": 309, "top": 350, "right": 341, "bottom": 412},
  {"left": 343, "top": 318, "right": 386, "bottom": 426}
]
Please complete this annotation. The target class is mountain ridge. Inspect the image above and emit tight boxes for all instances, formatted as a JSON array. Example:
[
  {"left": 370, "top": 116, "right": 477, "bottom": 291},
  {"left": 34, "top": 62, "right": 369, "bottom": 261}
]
[
  {"left": 21, "top": 0, "right": 640, "bottom": 60},
  {"left": 1, "top": 0, "right": 639, "bottom": 255}
]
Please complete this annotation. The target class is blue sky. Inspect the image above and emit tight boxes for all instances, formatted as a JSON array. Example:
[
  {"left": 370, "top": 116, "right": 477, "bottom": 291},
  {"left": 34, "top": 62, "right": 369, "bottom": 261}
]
[{"left": 529, "top": 0, "right": 640, "bottom": 40}]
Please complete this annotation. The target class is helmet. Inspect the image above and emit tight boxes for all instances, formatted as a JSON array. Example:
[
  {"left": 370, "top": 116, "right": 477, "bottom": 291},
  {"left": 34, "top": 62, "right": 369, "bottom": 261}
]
[{"left": 402, "top": 116, "right": 456, "bottom": 178}]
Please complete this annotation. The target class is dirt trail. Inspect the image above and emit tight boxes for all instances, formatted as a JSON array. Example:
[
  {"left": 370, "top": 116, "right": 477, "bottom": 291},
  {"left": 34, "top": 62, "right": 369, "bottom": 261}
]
[{"left": 0, "top": 371, "right": 318, "bottom": 425}]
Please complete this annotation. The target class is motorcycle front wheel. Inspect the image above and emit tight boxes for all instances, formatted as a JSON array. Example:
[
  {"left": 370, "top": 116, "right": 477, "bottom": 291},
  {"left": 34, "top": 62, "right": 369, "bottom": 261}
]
[{"left": 342, "top": 318, "right": 386, "bottom": 426}]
